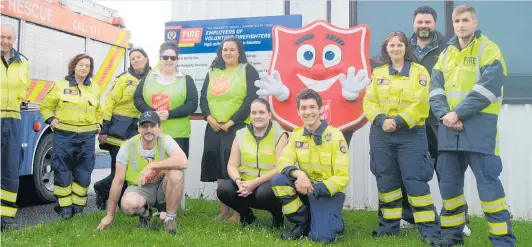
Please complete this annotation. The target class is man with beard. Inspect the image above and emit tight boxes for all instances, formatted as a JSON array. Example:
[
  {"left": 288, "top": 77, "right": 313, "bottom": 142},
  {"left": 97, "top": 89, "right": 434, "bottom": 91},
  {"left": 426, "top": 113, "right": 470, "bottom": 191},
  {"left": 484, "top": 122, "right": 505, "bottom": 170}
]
[
  {"left": 97, "top": 111, "right": 188, "bottom": 234},
  {"left": 402, "top": 6, "right": 472, "bottom": 236}
]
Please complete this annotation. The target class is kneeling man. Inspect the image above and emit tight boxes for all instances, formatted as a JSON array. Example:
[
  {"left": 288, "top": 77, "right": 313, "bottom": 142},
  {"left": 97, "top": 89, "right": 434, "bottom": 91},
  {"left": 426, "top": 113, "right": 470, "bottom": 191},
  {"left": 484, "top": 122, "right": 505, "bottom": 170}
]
[
  {"left": 97, "top": 111, "right": 187, "bottom": 234},
  {"left": 272, "top": 89, "right": 349, "bottom": 243}
]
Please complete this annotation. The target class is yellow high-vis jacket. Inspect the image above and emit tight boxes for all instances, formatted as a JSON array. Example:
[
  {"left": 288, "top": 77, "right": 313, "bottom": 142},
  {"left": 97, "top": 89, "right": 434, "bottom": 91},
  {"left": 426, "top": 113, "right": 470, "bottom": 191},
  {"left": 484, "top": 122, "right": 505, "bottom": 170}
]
[
  {"left": 363, "top": 62, "right": 430, "bottom": 129},
  {"left": 277, "top": 121, "right": 349, "bottom": 196},
  {"left": 39, "top": 78, "right": 102, "bottom": 133}
]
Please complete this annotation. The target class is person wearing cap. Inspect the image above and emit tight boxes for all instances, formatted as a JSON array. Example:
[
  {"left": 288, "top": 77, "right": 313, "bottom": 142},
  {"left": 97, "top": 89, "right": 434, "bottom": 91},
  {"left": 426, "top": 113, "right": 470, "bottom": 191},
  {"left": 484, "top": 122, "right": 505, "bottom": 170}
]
[
  {"left": 134, "top": 42, "right": 198, "bottom": 158},
  {"left": 97, "top": 111, "right": 188, "bottom": 234},
  {"left": 94, "top": 47, "right": 151, "bottom": 210}
]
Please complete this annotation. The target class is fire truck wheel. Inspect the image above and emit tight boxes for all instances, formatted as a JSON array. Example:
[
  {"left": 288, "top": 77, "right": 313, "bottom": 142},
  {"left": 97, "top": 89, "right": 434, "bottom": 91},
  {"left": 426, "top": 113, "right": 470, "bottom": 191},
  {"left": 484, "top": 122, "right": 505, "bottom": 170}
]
[{"left": 33, "top": 133, "right": 56, "bottom": 203}]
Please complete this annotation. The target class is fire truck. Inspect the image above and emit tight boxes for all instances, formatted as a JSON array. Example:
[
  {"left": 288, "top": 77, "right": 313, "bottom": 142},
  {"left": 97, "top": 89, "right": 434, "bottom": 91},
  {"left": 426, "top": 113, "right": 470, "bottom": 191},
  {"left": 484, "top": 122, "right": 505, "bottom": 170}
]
[{"left": 1, "top": 0, "right": 130, "bottom": 203}]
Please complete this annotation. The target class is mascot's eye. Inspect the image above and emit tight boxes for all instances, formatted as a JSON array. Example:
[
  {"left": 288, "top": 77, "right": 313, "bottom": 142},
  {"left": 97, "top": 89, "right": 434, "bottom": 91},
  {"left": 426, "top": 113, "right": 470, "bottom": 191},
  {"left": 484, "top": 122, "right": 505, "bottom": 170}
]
[
  {"left": 297, "top": 44, "right": 316, "bottom": 68},
  {"left": 323, "top": 44, "right": 342, "bottom": 68},
  {"left": 304, "top": 51, "right": 314, "bottom": 61}
]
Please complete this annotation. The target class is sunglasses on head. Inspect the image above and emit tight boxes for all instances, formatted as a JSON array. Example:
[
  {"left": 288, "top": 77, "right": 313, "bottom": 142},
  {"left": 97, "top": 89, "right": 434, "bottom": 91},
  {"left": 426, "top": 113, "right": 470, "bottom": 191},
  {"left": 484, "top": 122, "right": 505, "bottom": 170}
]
[{"left": 161, "top": 55, "right": 177, "bottom": 61}]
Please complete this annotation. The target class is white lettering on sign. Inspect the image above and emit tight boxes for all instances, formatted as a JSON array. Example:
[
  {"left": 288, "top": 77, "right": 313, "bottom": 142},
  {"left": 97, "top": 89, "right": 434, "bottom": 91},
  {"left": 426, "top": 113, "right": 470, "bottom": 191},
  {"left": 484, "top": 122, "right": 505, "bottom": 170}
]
[
  {"left": 183, "top": 30, "right": 200, "bottom": 39},
  {"left": 72, "top": 20, "right": 100, "bottom": 37},
  {"left": 8, "top": 0, "right": 54, "bottom": 23}
]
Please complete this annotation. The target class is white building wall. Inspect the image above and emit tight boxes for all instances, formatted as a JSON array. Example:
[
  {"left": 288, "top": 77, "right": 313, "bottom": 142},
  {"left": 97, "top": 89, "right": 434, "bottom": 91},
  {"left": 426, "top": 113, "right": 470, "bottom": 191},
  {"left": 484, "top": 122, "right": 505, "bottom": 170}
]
[
  {"left": 171, "top": 1, "right": 532, "bottom": 220},
  {"left": 346, "top": 104, "right": 532, "bottom": 221}
]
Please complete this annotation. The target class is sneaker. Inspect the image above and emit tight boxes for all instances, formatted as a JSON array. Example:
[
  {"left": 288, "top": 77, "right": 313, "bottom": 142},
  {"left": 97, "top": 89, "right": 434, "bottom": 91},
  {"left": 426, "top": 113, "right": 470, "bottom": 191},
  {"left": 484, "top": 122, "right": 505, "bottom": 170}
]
[
  {"left": 138, "top": 208, "right": 152, "bottom": 228},
  {"left": 400, "top": 219, "right": 415, "bottom": 229},
  {"left": 462, "top": 225, "right": 471, "bottom": 237},
  {"left": 164, "top": 218, "right": 177, "bottom": 234}
]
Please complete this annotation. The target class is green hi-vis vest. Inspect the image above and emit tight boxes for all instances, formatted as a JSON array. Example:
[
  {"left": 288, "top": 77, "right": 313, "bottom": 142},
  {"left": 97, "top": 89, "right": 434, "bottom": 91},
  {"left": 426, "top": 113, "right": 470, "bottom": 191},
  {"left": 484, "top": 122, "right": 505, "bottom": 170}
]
[
  {"left": 207, "top": 63, "right": 249, "bottom": 123},
  {"left": 142, "top": 71, "right": 190, "bottom": 138},
  {"left": 235, "top": 121, "right": 284, "bottom": 180},
  {"left": 124, "top": 134, "right": 169, "bottom": 186}
]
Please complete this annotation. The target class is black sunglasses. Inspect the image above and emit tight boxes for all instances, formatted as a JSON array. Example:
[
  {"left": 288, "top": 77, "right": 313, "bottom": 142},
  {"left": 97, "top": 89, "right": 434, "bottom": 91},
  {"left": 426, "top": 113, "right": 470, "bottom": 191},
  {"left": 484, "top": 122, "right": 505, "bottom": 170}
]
[{"left": 161, "top": 55, "right": 177, "bottom": 61}]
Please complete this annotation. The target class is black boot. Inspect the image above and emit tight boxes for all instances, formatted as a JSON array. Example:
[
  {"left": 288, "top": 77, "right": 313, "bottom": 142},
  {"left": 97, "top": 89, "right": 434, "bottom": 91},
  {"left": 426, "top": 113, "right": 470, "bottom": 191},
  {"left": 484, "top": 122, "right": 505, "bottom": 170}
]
[
  {"left": 72, "top": 205, "right": 84, "bottom": 217},
  {"left": 281, "top": 224, "right": 310, "bottom": 240},
  {"left": 423, "top": 236, "right": 440, "bottom": 245},
  {"left": 272, "top": 214, "right": 284, "bottom": 229},
  {"left": 54, "top": 205, "right": 73, "bottom": 220},
  {"left": 94, "top": 175, "right": 113, "bottom": 210},
  {"left": 432, "top": 237, "right": 464, "bottom": 247},
  {"left": 240, "top": 212, "right": 256, "bottom": 227},
  {"left": 1, "top": 218, "right": 19, "bottom": 232},
  {"left": 371, "top": 228, "right": 399, "bottom": 237}
]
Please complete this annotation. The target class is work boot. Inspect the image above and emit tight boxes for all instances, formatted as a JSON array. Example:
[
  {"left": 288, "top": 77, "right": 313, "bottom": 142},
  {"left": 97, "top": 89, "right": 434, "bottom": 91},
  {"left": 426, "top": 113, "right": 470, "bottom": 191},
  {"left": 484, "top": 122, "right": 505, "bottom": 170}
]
[
  {"left": 138, "top": 207, "right": 152, "bottom": 228},
  {"left": 164, "top": 218, "right": 177, "bottom": 234},
  {"left": 281, "top": 224, "right": 309, "bottom": 240},
  {"left": 240, "top": 212, "right": 256, "bottom": 227},
  {"left": 54, "top": 205, "right": 73, "bottom": 220},
  {"left": 72, "top": 206, "right": 84, "bottom": 217},
  {"left": 423, "top": 236, "right": 440, "bottom": 245},
  {"left": 371, "top": 228, "right": 399, "bottom": 237},
  {"left": 1, "top": 220, "right": 19, "bottom": 232},
  {"left": 432, "top": 238, "right": 465, "bottom": 247},
  {"left": 272, "top": 214, "right": 284, "bottom": 229}
]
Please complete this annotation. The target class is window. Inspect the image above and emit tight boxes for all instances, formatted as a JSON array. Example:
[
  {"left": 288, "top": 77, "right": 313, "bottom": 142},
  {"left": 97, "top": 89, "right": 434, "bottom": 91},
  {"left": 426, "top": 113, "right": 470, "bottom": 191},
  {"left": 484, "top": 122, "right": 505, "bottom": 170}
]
[{"left": 356, "top": 1, "right": 446, "bottom": 57}]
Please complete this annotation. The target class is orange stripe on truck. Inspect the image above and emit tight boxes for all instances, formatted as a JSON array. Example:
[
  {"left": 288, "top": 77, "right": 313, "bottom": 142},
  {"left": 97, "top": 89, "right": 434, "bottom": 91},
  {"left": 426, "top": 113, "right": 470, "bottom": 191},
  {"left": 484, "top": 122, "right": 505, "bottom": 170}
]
[
  {"left": 99, "top": 47, "right": 126, "bottom": 93},
  {"left": 93, "top": 30, "right": 128, "bottom": 93},
  {"left": 26, "top": 80, "right": 54, "bottom": 103}
]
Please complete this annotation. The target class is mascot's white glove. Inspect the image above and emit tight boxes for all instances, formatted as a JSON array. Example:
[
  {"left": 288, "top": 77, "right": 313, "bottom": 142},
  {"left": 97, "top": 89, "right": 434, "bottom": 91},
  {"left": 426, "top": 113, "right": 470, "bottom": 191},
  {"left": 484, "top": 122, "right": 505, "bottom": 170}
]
[
  {"left": 338, "top": 67, "right": 371, "bottom": 101},
  {"left": 254, "top": 70, "right": 290, "bottom": 102}
]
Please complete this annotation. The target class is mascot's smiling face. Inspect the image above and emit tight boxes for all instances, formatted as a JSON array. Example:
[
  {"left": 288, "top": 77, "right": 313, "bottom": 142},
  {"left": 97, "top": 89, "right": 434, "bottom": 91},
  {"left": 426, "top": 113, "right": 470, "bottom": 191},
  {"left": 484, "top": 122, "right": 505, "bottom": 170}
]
[{"left": 268, "top": 21, "right": 371, "bottom": 131}]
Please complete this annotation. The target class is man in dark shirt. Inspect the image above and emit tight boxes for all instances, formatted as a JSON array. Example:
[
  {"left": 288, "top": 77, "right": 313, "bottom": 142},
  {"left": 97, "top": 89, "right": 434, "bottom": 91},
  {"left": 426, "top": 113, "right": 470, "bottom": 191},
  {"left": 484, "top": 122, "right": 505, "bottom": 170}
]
[{"left": 408, "top": 6, "right": 471, "bottom": 236}]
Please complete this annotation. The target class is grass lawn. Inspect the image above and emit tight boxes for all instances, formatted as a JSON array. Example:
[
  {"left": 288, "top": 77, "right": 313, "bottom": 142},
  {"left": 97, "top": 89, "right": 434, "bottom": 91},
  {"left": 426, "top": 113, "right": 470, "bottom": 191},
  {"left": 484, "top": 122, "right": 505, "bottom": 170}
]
[{"left": 2, "top": 199, "right": 531, "bottom": 247}]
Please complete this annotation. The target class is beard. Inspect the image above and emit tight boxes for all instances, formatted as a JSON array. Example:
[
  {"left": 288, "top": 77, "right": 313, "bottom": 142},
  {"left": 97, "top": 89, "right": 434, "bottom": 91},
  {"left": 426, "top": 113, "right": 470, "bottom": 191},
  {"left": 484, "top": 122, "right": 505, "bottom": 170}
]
[{"left": 416, "top": 28, "right": 434, "bottom": 41}]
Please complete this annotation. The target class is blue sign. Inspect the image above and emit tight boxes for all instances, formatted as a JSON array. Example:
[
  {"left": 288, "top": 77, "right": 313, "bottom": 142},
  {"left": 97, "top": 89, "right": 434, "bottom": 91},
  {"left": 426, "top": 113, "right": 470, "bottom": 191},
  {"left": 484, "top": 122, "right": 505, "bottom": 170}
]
[{"left": 164, "top": 15, "right": 302, "bottom": 54}]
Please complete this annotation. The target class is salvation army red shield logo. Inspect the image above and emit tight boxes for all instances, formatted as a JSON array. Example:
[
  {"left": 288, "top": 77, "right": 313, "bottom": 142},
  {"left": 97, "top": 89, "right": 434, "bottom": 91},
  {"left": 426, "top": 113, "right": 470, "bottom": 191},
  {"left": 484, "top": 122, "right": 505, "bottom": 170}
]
[{"left": 267, "top": 21, "right": 371, "bottom": 132}]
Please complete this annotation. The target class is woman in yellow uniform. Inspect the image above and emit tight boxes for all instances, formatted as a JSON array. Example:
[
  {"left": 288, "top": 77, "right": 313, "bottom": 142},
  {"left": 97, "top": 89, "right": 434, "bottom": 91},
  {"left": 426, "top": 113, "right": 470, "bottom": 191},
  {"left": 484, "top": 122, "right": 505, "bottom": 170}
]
[
  {"left": 200, "top": 37, "right": 259, "bottom": 221},
  {"left": 39, "top": 54, "right": 102, "bottom": 219},
  {"left": 134, "top": 42, "right": 198, "bottom": 157},
  {"left": 362, "top": 31, "right": 440, "bottom": 244},
  {"left": 217, "top": 98, "right": 288, "bottom": 228},
  {"left": 94, "top": 48, "right": 151, "bottom": 210}
]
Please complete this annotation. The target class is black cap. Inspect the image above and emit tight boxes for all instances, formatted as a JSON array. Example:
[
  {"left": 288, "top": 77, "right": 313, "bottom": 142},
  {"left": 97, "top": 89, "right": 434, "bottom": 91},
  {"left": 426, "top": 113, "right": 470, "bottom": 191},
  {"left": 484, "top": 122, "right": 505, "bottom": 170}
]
[{"left": 139, "top": 111, "right": 160, "bottom": 125}]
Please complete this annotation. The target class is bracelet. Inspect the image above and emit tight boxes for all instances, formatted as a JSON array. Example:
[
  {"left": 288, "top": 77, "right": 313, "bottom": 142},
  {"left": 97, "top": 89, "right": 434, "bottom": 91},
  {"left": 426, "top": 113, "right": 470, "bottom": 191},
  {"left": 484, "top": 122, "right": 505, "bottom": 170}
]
[{"left": 234, "top": 178, "right": 241, "bottom": 183}]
